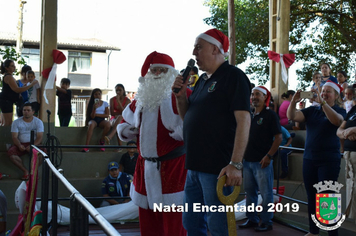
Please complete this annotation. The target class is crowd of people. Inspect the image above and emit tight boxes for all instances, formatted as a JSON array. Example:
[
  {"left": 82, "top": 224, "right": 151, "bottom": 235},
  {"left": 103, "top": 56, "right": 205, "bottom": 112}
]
[{"left": 1, "top": 28, "right": 356, "bottom": 236}]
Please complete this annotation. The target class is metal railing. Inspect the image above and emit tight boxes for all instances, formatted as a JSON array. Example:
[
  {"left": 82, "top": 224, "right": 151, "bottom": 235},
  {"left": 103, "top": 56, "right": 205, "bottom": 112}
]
[
  {"left": 275, "top": 145, "right": 308, "bottom": 205},
  {"left": 33, "top": 146, "right": 121, "bottom": 236}
]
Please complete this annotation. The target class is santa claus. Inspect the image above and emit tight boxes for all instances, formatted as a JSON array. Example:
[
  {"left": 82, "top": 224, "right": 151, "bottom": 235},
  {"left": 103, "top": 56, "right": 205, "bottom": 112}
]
[{"left": 117, "top": 51, "right": 191, "bottom": 236}]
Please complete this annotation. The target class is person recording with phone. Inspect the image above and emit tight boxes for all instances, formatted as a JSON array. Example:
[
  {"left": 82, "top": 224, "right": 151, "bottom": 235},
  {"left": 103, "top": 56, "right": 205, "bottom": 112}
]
[
  {"left": 287, "top": 80, "right": 346, "bottom": 236},
  {"left": 82, "top": 88, "right": 110, "bottom": 152}
]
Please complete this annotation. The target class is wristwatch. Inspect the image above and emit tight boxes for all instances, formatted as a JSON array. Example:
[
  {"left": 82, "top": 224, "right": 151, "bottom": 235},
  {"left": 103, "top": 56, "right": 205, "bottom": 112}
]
[
  {"left": 229, "top": 161, "right": 243, "bottom": 170},
  {"left": 267, "top": 154, "right": 273, "bottom": 159}
]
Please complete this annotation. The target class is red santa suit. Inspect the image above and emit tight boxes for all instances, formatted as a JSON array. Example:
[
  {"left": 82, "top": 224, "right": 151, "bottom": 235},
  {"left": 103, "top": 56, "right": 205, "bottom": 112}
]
[{"left": 118, "top": 92, "right": 190, "bottom": 236}]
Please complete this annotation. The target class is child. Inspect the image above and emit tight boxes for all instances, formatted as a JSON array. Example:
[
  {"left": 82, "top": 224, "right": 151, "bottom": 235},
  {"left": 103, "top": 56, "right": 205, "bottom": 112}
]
[
  {"left": 343, "top": 86, "right": 356, "bottom": 113},
  {"left": 101, "top": 161, "right": 132, "bottom": 206},
  {"left": 56, "top": 78, "right": 72, "bottom": 127},
  {"left": 119, "top": 140, "right": 138, "bottom": 178},
  {"left": 82, "top": 88, "right": 110, "bottom": 152},
  {"left": 26, "top": 70, "right": 41, "bottom": 116},
  {"left": 311, "top": 71, "right": 322, "bottom": 90}
]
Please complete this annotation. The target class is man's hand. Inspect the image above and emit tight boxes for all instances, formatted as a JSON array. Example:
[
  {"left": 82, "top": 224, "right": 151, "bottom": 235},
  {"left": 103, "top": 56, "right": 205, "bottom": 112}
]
[
  {"left": 259, "top": 156, "right": 271, "bottom": 169},
  {"left": 347, "top": 134, "right": 356, "bottom": 141},
  {"left": 343, "top": 128, "right": 356, "bottom": 139},
  {"left": 217, "top": 164, "right": 242, "bottom": 186},
  {"left": 25, "top": 145, "right": 31, "bottom": 152},
  {"left": 172, "top": 74, "right": 188, "bottom": 98},
  {"left": 19, "top": 145, "right": 26, "bottom": 152}
]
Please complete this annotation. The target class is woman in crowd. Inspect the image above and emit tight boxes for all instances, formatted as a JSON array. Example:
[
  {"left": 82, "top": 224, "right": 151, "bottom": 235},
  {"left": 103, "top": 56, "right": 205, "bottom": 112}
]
[
  {"left": 287, "top": 80, "right": 346, "bottom": 236},
  {"left": 320, "top": 63, "right": 338, "bottom": 86},
  {"left": 105, "top": 84, "right": 130, "bottom": 151},
  {"left": 16, "top": 65, "right": 32, "bottom": 117},
  {"left": 0, "top": 60, "right": 38, "bottom": 126},
  {"left": 336, "top": 103, "right": 356, "bottom": 223},
  {"left": 82, "top": 88, "right": 110, "bottom": 152},
  {"left": 279, "top": 90, "right": 295, "bottom": 129}
]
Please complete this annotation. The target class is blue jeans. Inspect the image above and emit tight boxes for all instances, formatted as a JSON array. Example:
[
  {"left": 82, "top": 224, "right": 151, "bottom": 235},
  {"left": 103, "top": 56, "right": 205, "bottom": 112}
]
[
  {"left": 183, "top": 170, "right": 233, "bottom": 236},
  {"left": 243, "top": 160, "right": 274, "bottom": 225},
  {"left": 303, "top": 158, "right": 340, "bottom": 235}
]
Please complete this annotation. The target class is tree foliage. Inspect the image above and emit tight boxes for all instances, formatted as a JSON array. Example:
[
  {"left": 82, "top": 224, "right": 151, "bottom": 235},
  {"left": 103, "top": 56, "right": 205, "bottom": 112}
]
[
  {"left": 0, "top": 47, "right": 27, "bottom": 76},
  {"left": 204, "top": 0, "right": 356, "bottom": 89}
]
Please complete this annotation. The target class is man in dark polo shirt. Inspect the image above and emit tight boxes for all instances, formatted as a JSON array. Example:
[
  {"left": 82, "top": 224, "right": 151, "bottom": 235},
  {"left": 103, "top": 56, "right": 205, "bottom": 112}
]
[
  {"left": 119, "top": 140, "right": 138, "bottom": 177},
  {"left": 238, "top": 86, "right": 282, "bottom": 232},
  {"left": 173, "top": 29, "right": 251, "bottom": 235}
]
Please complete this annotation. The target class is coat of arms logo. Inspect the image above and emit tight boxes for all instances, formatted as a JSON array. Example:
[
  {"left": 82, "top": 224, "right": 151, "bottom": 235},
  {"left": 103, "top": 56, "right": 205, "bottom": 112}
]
[{"left": 311, "top": 181, "right": 346, "bottom": 230}]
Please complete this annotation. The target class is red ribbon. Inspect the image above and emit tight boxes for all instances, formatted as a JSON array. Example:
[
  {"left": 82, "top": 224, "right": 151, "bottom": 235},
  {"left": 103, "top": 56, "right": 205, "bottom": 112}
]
[
  {"left": 41, "top": 49, "right": 66, "bottom": 79},
  {"left": 267, "top": 50, "right": 295, "bottom": 68}
]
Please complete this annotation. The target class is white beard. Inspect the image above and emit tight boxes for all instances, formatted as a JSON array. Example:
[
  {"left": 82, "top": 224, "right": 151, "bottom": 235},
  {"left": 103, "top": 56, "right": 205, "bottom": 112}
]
[{"left": 136, "top": 69, "right": 178, "bottom": 111}]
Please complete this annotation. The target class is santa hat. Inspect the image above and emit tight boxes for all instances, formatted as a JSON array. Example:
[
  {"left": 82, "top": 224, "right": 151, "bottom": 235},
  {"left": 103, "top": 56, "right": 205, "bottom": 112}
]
[
  {"left": 252, "top": 86, "right": 271, "bottom": 107},
  {"left": 141, "top": 51, "right": 175, "bottom": 77},
  {"left": 196, "top": 29, "right": 229, "bottom": 56},
  {"left": 323, "top": 80, "right": 343, "bottom": 94}
]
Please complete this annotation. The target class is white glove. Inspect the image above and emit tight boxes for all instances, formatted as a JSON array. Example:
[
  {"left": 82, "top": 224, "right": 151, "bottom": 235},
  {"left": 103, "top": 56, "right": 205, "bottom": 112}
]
[{"left": 117, "top": 123, "right": 139, "bottom": 142}]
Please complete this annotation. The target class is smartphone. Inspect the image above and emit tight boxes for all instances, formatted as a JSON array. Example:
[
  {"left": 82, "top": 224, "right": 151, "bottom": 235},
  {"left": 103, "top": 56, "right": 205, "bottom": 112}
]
[
  {"left": 300, "top": 91, "right": 315, "bottom": 99},
  {"left": 94, "top": 98, "right": 99, "bottom": 103}
]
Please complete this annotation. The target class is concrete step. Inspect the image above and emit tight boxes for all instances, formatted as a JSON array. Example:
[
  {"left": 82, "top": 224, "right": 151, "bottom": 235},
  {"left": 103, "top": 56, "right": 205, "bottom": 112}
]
[
  {"left": 0, "top": 150, "right": 126, "bottom": 179},
  {"left": 0, "top": 126, "right": 126, "bottom": 152}
]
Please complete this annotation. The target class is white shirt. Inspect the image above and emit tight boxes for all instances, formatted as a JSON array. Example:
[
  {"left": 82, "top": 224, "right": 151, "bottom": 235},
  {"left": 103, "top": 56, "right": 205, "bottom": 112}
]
[{"left": 11, "top": 117, "right": 44, "bottom": 143}]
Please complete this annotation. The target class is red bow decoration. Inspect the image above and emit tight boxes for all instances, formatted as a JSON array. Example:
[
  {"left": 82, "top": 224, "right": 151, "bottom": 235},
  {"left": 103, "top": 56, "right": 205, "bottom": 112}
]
[
  {"left": 42, "top": 50, "right": 66, "bottom": 104},
  {"left": 41, "top": 50, "right": 66, "bottom": 79},
  {"left": 268, "top": 50, "right": 295, "bottom": 84}
]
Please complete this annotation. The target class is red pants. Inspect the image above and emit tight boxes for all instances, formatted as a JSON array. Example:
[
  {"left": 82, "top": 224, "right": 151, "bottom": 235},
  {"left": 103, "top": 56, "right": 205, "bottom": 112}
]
[{"left": 139, "top": 207, "right": 186, "bottom": 236}]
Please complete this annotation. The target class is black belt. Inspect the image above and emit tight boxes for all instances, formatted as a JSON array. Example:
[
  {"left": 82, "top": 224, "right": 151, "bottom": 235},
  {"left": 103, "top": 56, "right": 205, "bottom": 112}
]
[{"left": 142, "top": 146, "right": 185, "bottom": 169}]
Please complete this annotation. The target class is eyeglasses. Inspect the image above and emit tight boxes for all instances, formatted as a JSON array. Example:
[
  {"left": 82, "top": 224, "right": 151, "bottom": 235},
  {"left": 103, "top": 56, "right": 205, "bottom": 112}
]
[{"left": 150, "top": 67, "right": 167, "bottom": 74}]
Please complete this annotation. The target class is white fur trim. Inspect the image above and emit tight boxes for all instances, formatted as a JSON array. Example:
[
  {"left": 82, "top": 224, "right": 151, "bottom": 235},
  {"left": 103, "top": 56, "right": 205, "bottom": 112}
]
[
  {"left": 130, "top": 183, "right": 149, "bottom": 209},
  {"left": 144, "top": 161, "right": 163, "bottom": 208},
  {"left": 323, "top": 82, "right": 340, "bottom": 94},
  {"left": 252, "top": 87, "right": 267, "bottom": 95},
  {"left": 140, "top": 107, "right": 159, "bottom": 157},
  {"left": 122, "top": 105, "right": 136, "bottom": 126},
  {"left": 197, "top": 33, "right": 226, "bottom": 55},
  {"left": 118, "top": 106, "right": 139, "bottom": 141},
  {"left": 134, "top": 105, "right": 142, "bottom": 129},
  {"left": 130, "top": 182, "right": 185, "bottom": 210},
  {"left": 150, "top": 64, "right": 175, "bottom": 71}
]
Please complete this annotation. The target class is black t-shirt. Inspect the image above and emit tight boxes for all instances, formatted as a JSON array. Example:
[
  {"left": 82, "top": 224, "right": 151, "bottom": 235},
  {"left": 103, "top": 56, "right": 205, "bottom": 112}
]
[
  {"left": 0, "top": 74, "right": 19, "bottom": 103},
  {"left": 244, "top": 107, "right": 281, "bottom": 162},
  {"left": 56, "top": 89, "right": 72, "bottom": 116},
  {"left": 119, "top": 152, "right": 138, "bottom": 176},
  {"left": 183, "top": 61, "right": 251, "bottom": 175},
  {"left": 343, "top": 105, "right": 356, "bottom": 151}
]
